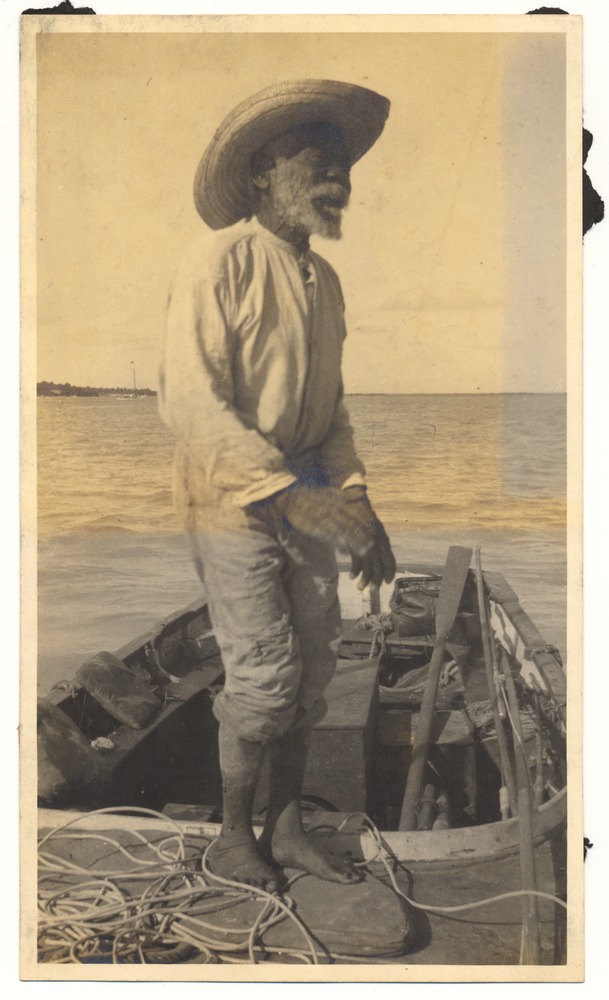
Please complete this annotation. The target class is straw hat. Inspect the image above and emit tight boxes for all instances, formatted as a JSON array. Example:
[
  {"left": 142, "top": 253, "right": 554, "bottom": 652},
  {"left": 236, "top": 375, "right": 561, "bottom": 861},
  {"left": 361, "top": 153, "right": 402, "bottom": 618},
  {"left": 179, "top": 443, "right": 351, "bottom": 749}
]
[{"left": 194, "top": 79, "right": 390, "bottom": 230}]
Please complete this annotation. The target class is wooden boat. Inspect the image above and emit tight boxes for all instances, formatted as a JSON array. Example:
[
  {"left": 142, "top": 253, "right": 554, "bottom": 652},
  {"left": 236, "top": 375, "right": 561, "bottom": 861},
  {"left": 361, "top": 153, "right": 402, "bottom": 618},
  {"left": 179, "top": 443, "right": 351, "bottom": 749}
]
[{"left": 36, "top": 558, "right": 568, "bottom": 967}]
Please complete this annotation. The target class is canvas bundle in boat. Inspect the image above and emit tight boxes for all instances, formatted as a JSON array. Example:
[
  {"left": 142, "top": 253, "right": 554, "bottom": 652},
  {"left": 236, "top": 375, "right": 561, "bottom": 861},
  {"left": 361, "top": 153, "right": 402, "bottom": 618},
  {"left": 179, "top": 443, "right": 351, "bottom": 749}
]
[
  {"left": 37, "top": 698, "right": 110, "bottom": 804},
  {"left": 389, "top": 577, "right": 442, "bottom": 637},
  {"left": 76, "top": 651, "right": 162, "bottom": 729}
]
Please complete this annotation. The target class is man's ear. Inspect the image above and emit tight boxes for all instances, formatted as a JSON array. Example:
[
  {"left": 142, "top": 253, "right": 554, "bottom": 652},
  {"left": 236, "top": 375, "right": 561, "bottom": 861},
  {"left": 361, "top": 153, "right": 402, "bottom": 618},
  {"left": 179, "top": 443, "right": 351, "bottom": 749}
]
[{"left": 250, "top": 147, "right": 275, "bottom": 191}]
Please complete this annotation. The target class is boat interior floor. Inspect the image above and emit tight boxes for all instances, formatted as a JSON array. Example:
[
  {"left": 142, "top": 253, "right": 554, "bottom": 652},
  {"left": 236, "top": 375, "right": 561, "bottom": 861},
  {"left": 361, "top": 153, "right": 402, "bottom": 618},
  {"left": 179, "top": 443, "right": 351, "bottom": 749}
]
[{"left": 37, "top": 818, "right": 566, "bottom": 965}]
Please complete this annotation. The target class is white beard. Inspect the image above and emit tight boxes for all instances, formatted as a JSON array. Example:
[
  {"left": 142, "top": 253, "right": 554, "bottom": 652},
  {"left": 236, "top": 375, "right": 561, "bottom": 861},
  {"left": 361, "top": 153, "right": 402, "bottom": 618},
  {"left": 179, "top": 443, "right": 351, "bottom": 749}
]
[{"left": 270, "top": 166, "right": 348, "bottom": 241}]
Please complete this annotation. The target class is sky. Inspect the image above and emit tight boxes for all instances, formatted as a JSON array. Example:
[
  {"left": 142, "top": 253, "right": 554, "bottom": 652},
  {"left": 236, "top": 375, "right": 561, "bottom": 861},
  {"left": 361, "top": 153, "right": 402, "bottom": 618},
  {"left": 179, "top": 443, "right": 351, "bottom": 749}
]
[{"left": 33, "top": 20, "right": 572, "bottom": 394}]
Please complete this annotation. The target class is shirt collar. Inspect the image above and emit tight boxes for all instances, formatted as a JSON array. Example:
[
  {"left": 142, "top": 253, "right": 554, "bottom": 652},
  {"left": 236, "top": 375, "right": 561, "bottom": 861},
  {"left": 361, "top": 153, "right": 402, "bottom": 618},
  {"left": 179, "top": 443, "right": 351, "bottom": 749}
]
[{"left": 248, "top": 217, "right": 309, "bottom": 262}]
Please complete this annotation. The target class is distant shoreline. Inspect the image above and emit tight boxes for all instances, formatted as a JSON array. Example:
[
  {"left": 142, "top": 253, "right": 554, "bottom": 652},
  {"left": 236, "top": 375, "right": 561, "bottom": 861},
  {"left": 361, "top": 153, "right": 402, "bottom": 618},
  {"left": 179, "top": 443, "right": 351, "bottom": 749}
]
[
  {"left": 36, "top": 385, "right": 563, "bottom": 399},
  {"left": 37, "top": 382, "right": 156, "bottom": 398}
]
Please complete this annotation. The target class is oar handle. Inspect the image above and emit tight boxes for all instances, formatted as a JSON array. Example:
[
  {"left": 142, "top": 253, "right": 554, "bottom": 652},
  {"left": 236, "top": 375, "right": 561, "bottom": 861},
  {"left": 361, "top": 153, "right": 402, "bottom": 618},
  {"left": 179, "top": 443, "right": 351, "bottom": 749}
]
[
  {"left": 398, "top": 546, "right": 472, "bottom": 832},
  {"left": 399, "top": 638, "right": 447, "bottom": 831},
  {"left": 504, "top": 666, "right": 541, "bottom": 964},
  {"left": 474, "top": 548, "right": 517, "bottom": 815}
]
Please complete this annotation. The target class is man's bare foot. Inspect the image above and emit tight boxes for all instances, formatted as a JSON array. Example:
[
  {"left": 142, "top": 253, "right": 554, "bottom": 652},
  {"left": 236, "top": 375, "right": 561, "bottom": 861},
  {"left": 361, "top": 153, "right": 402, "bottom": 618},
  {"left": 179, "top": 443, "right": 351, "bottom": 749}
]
[
  {"left": 261, "top": 829, "right": 362, "bottom": 884},
  {"left": 206, "top": 834, "right": 281, "bottom": 892}
]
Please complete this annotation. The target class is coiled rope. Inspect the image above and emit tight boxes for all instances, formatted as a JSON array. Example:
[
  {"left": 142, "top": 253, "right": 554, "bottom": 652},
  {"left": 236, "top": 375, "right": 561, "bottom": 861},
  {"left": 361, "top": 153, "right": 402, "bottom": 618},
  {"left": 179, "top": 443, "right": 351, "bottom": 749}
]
[
  {"left": 38, "top": 806, "right": 566, "bottom": 965},
  {"left": 38, "top": 807, "right": 319, "bottom": 965},
  {"left": 467, "top": 698, "right": 538, "bottom": 742}
]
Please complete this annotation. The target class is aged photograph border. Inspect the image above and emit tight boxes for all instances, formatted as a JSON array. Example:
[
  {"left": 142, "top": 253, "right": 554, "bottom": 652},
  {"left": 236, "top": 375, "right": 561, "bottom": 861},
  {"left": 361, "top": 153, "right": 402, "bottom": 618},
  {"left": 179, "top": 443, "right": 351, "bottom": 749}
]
[{"left": 16, "top": 3, "right": 595, "bottom": 986}]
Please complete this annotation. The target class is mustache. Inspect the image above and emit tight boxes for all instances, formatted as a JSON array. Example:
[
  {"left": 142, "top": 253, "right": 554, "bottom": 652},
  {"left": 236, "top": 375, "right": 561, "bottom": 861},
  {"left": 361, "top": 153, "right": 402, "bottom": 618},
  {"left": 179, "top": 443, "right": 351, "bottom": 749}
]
[{"left": 311, "top": 181, "right": 351, "bottom": 208}]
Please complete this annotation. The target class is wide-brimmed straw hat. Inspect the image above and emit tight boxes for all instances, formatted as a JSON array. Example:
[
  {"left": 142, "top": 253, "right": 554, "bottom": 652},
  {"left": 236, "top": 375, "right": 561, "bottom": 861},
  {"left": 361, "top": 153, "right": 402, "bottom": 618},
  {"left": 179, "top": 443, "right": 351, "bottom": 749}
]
[{"left": 194, "top": 79, "right": 390, "bottom": 230}]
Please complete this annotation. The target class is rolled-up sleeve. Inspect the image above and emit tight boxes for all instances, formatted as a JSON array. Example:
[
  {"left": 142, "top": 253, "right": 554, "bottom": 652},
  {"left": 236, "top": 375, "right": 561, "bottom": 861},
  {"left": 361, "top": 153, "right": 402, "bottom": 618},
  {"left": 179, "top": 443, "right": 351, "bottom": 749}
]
[
  {"left": 319, "top": 394, "right": 367, "bottom": 490},
  {"left": 158, "top": 243, "right": 297, "bottom": 506}
]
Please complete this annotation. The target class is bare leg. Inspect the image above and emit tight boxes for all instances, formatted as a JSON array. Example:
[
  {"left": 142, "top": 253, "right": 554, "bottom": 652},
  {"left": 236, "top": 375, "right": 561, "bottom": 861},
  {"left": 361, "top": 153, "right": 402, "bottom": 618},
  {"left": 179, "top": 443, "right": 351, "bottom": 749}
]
[
  {"left": 207, "top": 724, "right": 280, "bottom": 892},
  {"left": 258, "top": 726, "right": 361, "bottom": 883}
]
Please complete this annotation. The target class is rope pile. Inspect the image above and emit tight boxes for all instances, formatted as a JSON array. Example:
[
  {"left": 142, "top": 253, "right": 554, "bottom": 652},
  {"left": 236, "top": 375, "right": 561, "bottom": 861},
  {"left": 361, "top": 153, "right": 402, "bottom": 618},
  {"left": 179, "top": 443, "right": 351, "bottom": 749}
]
[
  {"left": 38, "top": 807, "right": 567, "bottom": 965},
  {"left": 38, "top": 808, "right": 320, "bottom": 965}
]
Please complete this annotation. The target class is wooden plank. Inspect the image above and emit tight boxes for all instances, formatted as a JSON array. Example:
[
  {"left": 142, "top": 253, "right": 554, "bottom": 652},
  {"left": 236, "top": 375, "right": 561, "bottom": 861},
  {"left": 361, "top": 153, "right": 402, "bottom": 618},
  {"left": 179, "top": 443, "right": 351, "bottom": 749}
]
[
  {"left": 47, "top": 599, "right": 214, "bottom": 711},
  {"left": 316, "top": 658, "right": 379, "bottom": 730},
  {"left": 273, "top": 658, "right": 380, "bottom": 812},
  {"left": 245, "top": 658, "right": 377, "bottom": 813},
  {"left": 117, "top": 596, "right": 210, "bottom": 663},
  {"left": 99, "top": 660, "right": 224, "bottom": 764},
  {"left": 38, "top": 788, "right": 567, "bottom": 865},
  {"left": 341, "top": 619, "right": 434, "bottom": 651},
  {"left": 377, "top": 708, "right": 474, "bottom": 747},
  {"left": 399, "top": 547, "right": 473, "bottom": 831}
]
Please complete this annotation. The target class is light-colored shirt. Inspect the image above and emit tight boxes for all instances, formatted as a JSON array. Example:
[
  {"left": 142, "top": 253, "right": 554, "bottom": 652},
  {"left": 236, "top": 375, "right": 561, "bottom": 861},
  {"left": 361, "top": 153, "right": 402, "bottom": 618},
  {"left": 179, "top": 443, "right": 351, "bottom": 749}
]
[{"left": 159, "top": 218, "right": 366, "bottom": 508}]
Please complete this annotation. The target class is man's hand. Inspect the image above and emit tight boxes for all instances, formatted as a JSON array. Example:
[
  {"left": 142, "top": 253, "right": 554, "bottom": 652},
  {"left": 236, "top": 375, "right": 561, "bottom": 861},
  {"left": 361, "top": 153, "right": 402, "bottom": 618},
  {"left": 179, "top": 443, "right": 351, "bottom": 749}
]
[
  {"left": 272, "top": 484, "right": 364, "bottom": 547},
  {"left": 341, "top": 486, "right": 397, "bottom": 591},
  {"left": 269, "top": 484, "right": 396, "bottom": 590}
]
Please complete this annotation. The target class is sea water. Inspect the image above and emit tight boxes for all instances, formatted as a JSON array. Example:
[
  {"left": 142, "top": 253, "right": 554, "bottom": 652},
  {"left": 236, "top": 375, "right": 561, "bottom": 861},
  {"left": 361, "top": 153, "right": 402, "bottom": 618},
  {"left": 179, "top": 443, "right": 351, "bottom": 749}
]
[{"left": 36, "top": 393, "right": 566, "bottom": 691}]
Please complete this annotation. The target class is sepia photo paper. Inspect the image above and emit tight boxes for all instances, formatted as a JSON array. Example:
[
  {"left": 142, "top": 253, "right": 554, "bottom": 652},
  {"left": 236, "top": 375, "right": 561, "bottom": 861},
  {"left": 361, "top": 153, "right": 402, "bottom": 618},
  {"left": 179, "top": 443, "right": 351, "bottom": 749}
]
[{"left": 20, "top": 9, "right": 585, "bottom": 983}]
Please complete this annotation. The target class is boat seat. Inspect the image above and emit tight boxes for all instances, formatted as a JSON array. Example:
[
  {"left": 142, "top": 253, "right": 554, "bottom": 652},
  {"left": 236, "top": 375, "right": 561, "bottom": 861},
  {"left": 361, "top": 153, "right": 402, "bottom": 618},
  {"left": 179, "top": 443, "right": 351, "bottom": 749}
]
[
  {"left": 255, "top": 657, "right": 380, "bottom": 815},
  {"left": 306, "top": 657, "right": 380, "bottom": 812},
  {"left": 376, "top": 707, "right": 474, "bottom": 747}
]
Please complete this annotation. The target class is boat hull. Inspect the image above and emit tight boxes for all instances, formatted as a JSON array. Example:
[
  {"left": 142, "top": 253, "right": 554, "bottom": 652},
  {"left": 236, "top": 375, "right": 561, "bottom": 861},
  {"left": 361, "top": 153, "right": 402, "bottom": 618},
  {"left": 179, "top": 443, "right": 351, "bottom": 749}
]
[
  {"left": 35, "top": 561, "right": 568, "bottom": 966},
  {"left": 38, "top": 562, "right": 567, "bottom": 865}
]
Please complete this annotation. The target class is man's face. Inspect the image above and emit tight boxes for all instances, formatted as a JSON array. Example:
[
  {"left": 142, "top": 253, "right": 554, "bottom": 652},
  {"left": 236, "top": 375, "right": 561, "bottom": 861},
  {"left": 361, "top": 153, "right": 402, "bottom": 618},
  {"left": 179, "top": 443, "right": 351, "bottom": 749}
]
[{"left": 264, "top": 134, "right": 352, "bottom": 241}]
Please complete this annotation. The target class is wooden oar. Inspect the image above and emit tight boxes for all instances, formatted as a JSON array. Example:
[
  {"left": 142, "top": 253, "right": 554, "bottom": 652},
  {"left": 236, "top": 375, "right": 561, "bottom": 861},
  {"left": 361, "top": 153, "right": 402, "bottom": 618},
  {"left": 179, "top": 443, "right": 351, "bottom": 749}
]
[
  {"left": 476, "top": 549, "right": 540, "bottom": 962},
  {"left": 473, "top": 547, "right": 517, "bottom": 817},
  {"left": 399, "top": 546, "right": 472, "bottom": 832},
  {"left": 369, "top": 584, "right": 381, "bottom": 616},
  {"left": 503, "top": 658, "right": 541, "bottom": 965}
]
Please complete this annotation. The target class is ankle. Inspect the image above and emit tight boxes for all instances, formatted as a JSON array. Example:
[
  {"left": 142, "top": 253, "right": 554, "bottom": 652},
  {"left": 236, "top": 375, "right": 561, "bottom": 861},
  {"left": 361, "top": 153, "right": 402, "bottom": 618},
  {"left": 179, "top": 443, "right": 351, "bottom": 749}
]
[
  {"left": 270, "top": 803, "right": 306, "bottom": 843},
  {"left": 217, "top": 827, "right": 257, "bottom": 848}
]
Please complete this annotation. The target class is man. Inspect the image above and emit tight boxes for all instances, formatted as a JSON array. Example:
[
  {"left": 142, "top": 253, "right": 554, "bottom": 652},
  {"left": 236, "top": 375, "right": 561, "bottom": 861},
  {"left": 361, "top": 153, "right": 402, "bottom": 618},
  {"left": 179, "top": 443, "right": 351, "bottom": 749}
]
[{"left": 159, "top": 79, "right": 396, "bottom": 891}]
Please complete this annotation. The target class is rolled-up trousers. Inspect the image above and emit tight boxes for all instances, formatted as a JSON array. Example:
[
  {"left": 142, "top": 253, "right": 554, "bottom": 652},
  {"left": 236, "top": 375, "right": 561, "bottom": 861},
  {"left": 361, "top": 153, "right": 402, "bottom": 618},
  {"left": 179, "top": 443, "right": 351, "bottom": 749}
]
[{"left": 188, "top": 497, "right": 342, "bottom": 744}]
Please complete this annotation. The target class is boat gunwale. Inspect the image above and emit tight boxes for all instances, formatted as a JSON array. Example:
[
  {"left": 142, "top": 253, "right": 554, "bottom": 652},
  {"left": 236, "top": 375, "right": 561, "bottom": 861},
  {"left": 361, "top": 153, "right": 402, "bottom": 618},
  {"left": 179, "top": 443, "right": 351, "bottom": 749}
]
[
  {"left": 38, "top": 785, "right": 566, "bottom": 866},
  {"left": 47, "top": 563, "right": 565, "bottom": 708}
]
